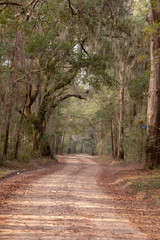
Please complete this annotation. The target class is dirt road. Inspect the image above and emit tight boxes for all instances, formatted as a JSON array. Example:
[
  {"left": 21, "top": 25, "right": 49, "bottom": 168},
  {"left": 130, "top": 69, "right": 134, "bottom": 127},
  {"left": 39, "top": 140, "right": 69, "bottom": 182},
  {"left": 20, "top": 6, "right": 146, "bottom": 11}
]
[{"left": 0, "top": 155, "right": 148, "bottom": 239}]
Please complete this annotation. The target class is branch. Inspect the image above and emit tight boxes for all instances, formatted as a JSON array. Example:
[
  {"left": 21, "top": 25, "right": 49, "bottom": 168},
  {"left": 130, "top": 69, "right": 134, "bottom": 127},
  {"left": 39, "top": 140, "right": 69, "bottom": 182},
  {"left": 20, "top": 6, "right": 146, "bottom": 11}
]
[
  {"left": 79, "top": 38, "right": 88, "bottom": 55},
  {"left": 44, "top": 67, "right": 78, "bottom": 98},
  {"left": 27, "top": 84, "right": 40, "bottom": 109},
  {"left": 26, "top": 0, "right": 38, "bottom": 7},
  {"left": 54, "top": 87, "right": 70, "bottom": 98},
  {"left": 24, "top": 0, "right": 41, "bottom": 21},
  {"left": 45, "top": 93, "right": 86, "bottom": 121},
  {"left": 67, "top": 0, "right": 76, "bottom": 16},
  {"left": 52, "top": 94, "right": 86, "bottom": 109},
  {"left": 13, "top": 67, "right": 47, "bottom": 86},
  {"left": 0, "top": 0, "right": 39, "bottom": 7},
  {"left": 0, "top": 2, "right": 22, "bottom": 6},
  {"left": 0, "top": 0, "right": 40, "bottom": 15}
]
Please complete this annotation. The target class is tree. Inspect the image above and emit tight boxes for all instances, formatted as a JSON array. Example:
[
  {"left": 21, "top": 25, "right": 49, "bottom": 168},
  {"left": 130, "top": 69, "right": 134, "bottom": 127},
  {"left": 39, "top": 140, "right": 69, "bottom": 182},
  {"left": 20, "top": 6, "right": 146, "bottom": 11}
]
[
  {"left": 0, "top": 0, "right": 152, "bottom": 164},
  {"left": 146, "top": 0, "right": 160, "bottom": 168}
]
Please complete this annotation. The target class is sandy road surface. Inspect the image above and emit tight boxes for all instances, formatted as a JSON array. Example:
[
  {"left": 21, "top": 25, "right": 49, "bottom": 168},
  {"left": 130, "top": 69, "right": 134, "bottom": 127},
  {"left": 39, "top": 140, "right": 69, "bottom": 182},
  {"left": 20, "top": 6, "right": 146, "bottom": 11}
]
[{"left": 0, "top": 155, "right": 148, "bottom": 240}]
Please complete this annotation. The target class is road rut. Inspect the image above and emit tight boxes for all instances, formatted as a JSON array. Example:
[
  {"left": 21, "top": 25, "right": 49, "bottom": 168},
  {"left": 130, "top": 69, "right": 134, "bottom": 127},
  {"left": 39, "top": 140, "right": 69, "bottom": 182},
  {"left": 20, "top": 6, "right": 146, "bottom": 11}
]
[{"left": 0, "top": 155, "right": 148, "bottom": 239}]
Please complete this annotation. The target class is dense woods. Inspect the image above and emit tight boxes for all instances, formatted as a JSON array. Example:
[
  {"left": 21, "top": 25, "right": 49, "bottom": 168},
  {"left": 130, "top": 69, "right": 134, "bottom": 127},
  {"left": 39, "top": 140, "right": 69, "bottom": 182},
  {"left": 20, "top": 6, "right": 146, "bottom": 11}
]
[{"left": 0, "top": 0, "right": 159, "bottom": 168}]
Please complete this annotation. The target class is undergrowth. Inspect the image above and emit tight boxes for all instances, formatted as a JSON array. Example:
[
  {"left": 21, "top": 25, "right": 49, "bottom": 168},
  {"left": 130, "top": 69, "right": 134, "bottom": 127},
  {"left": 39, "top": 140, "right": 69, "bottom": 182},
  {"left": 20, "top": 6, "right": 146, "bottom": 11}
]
[{"left": 121, "top": 172, "right": 160, "bottom": 206}]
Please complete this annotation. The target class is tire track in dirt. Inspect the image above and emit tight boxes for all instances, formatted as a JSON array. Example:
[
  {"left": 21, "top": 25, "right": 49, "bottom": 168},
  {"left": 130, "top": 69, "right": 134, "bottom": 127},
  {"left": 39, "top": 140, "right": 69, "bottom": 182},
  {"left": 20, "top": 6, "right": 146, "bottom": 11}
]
[{"left": 0, "top": 155, "right": 148, "bottom": 239}]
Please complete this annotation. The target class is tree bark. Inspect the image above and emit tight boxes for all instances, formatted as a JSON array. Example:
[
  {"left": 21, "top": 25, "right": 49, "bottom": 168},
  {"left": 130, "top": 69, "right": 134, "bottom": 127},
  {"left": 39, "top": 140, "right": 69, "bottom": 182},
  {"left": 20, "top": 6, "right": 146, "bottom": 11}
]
[
  {"left": 3, "top": 30, "right": 25, "bottom": 157},
  {"left": 56, "top": 135, "right": 61, "bottom": 154},
  {"left": 61, "top": 134, "right": 65, "bottom": 154},
  {"left": 146, "top": 0, "right": 160, "bottom": 168},
  {"left": 3, "top": 82, "right": 14, "bottom": 156},
  {"left": 68, "top": 136, "right": 72, "bottom": 154},
  {"left": 40, "top": 138, "right": 51, "bottom": 156},
  {"left": 118, "top": 61, "right": 125, "bottom": 160},
  {"left": 33, "top": 131, "right": 39, "bottom": 151},
  {"left": 80, "top": 143, "right": 84, "bottom": 153},
  {"left": 113, "top": 123, "right": 118, "bottom": 158},
  {"left": 73, "top": 142, "right": 77, "bottom": 153},
  {"left": 111, "top": 120, "right": 114, "bottom": 158},
  {"left": 51, "top": 134, "right": 56, "bottom": 157},
  {"left": 14, "top": 94, "right": 28, "bottom": 159}
]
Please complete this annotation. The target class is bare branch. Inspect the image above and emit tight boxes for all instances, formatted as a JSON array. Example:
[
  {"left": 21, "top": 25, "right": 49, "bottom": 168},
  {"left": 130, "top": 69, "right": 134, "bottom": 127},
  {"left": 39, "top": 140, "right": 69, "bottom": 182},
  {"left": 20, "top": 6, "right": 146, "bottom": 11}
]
[
  {"left": 67, "top": 0, "right": 76, "bottom": 16},
  {"left": 26, "top": 0, "right": 37, "bottom": 7},
  {"left": 79, "top": 38, "right": 88, "bottom": 55},
  {"left": 32, "top": 0, "right": 40, "bottom": 9},
  {"left": 0, "top": 2, "right": 22, "bottom": 6},
  {"left": 25, "top": 0, "right": 41, "bottom": 21}
]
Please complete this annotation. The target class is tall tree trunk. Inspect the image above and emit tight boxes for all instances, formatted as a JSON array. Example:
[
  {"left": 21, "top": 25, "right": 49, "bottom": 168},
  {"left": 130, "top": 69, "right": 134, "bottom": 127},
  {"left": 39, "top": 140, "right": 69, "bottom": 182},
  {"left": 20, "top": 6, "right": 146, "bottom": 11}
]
[
  {"left": 130, "top": 103, "right": 136, "bottom": 129},
  {"left": 61, "top": 134, "right": 65, "bottom": 154},
  {"left": 51, "top": 134, "right": 56, "bottom": 157},
  {"left": 68, "top": 136, "right": 72, "bottom": 154},
  {"left": 80, "top": 143, "right": 84, "bottom": 153},
  {"left": 33, "top": 123, "right": 51, "bottom": 157},
  {"left": 3, "top": 30, "right": 24, "bottom": 157},
  {"left": 118, "top": 61, "right": 125, "bottom": 160},
  {"left": 3, "top": 83, "right": 14, "bottom": 156},
  {"left": 113, "top": 123, "right": 118, "bottom": 158},
  {"left": 33, "top": 131, "right": 39, "bottom": 151},
  {"left": 40, "top": 135, "right": 51, "bottom": 156},
  {"left": 91, "top": 146, "right": 95, "bottom": 155},
  {"left": 14, "top": 93, "right": 27, "bottom": 159},
  {"left": 56, "top": 135, "right": 61, "bottom": 154},
  {"left": 146, "top": 0, "right": 160, "bottom": 168},
  {"left": 73, "top": 142, "right": 77, "bottom": 153},
  {"left": 111, "top": 119, "right": 114, "bottom": 158}
]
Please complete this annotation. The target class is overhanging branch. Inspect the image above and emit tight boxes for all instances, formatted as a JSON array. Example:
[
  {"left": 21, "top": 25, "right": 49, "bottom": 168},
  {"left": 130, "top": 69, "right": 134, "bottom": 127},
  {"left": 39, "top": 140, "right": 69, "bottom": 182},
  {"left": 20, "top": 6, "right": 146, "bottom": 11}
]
[
  {"left": 45, "top": 93, "right": 86, "bottom": 122},
  {"left": 52, "top": 94, "right": 86, "bottom": 109}
]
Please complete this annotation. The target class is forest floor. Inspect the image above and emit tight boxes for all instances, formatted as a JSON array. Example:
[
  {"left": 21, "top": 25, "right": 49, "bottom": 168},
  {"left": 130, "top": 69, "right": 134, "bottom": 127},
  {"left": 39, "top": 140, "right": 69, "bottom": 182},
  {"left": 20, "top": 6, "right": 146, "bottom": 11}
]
[
  {"left": 0, "top": 155, "right": 57, "bottom": 178},
  {"left": 0, "top": 155, "right": 159, "bottom": 239}
]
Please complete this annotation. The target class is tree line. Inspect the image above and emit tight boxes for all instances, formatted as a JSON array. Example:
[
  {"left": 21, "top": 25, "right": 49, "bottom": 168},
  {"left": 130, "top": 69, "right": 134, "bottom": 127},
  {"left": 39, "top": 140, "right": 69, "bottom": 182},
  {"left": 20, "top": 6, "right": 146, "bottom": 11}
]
[{"left": 0, "top": 0, "right": 159, "bottom": 168}]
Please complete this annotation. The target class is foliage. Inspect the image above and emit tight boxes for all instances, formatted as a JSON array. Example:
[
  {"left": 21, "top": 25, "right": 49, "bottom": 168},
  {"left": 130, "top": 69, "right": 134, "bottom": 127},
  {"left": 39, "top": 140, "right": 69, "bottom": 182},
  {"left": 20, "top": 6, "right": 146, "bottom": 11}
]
[{"left": 0, "top": 0, "right": 152, "bottom": 165}]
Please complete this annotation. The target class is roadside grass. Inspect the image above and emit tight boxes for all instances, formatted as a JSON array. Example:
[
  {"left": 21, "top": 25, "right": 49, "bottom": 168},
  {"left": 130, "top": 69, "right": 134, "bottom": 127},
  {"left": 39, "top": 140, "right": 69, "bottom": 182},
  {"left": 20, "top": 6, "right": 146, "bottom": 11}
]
[
  {"left": 87, "top": 155, "right": 160, "bottom": 208},
  {"left": 117, "top": 170, "right": 160, "bottom": 207},
  {"left": 95, "top": 154, "right": 160, "bottom": 207},
  {"left": 0, "top": 155, "right": 57, "bottom": 179},
  {"left": 0, "top": 168, "right": 15, "bottom": 178},
  {"left": 130, "top": 176, "right": 160, "bottom": 193},
  {"left": 93, "top": 155, "right": 112, "bottom": 162}
]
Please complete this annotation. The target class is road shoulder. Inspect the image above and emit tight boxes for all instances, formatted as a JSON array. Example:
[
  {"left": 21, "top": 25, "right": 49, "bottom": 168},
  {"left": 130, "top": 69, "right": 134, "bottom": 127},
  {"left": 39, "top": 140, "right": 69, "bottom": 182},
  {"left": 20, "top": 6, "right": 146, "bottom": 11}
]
[{"left": 95, "top": 158, "right": 160, "bottom": 240}]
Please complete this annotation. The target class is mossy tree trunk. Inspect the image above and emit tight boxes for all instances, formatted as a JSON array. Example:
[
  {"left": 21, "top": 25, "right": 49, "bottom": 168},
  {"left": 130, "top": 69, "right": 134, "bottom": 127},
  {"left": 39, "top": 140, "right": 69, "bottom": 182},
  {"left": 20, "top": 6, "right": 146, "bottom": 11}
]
[
  {"left": 111, "top": 120, "right": 114, "bottom": 158},
  {"left": 146, "top": 0, "right": 160, "bottom": 168},
  {"left": 14, "top": 93, "right": 28, "bottom": 159},
  {"left": 118, "top": 61, "right": 125, "bottom": 160}
]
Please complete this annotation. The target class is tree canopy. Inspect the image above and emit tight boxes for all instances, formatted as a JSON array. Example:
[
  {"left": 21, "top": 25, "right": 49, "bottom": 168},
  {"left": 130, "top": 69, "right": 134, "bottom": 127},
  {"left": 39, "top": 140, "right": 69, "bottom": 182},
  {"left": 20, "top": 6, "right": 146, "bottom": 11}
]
[{"left": 0, "top": 0, "right": 159, "bottom": 168}]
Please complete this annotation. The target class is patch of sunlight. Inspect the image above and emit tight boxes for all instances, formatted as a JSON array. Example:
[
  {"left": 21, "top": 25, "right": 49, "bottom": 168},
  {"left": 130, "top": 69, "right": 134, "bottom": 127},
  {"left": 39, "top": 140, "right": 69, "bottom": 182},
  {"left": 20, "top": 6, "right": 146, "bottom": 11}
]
[
  {"left": 5, "top": 199, "right": 113, "bottom": 209},
  {"left": 0, "top": 214, "right": 129, "bottom": 223}
]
